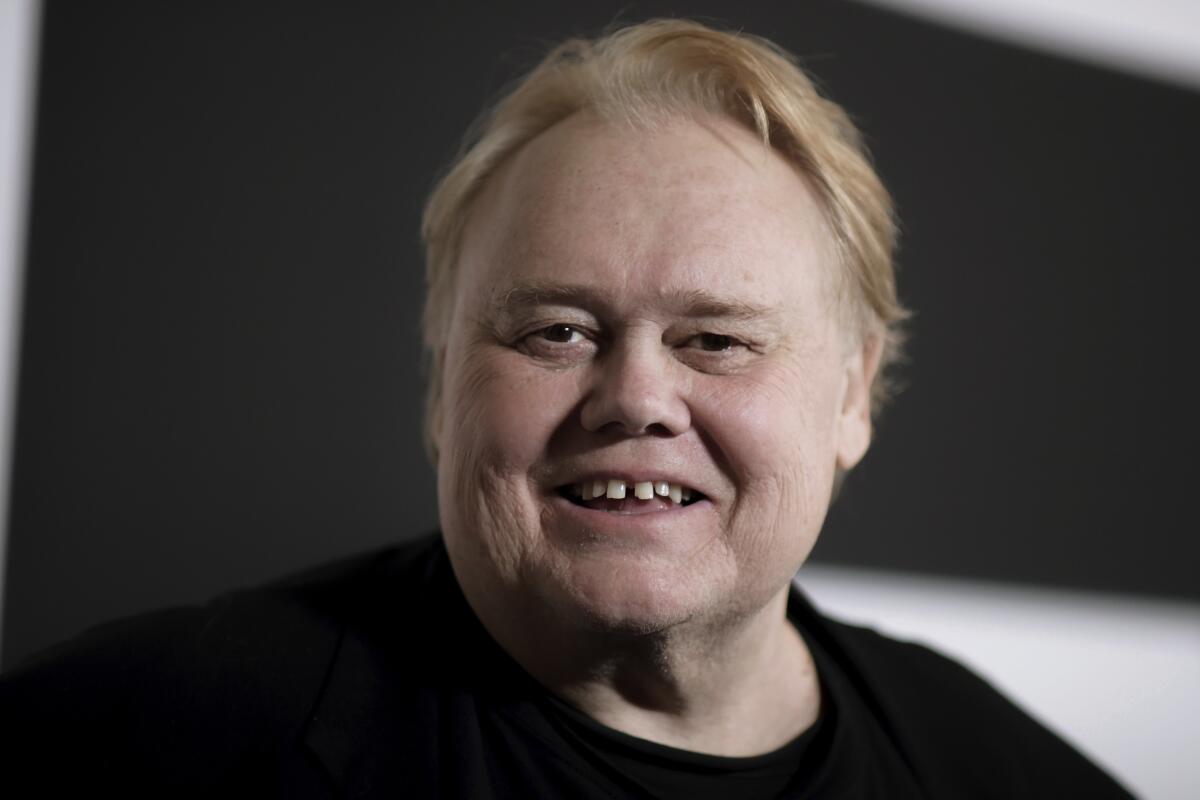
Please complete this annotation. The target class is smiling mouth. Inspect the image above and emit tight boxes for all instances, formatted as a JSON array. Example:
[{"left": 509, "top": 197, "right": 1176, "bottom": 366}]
[{"left": 556, "top": 479, "right": 706, "bottom": 512}]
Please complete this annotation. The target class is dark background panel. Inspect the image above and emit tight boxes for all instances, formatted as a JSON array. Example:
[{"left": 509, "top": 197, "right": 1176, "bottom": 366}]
[{"left": 4, "top": 0, "right": 1198, "bottom": 669}]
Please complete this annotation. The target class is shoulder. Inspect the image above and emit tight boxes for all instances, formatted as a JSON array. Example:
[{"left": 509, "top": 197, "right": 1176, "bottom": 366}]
[
  {"left": 791, "top": 589, "right": 1134, "bottom": 798},
  {"left": 0, "top": 532, "right": 446, "bottom": 791}
]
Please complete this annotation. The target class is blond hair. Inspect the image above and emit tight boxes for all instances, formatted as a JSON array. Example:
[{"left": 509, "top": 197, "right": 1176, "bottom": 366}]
[{"left": 421, "top": 18, "right": 908, "bottom": 461}]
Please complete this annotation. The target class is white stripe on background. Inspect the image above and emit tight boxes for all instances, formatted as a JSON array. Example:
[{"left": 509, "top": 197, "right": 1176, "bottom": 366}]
[
  {"left": 858, "top": 0, "right": 1200, "bottom": 90},
  {"left": 0, "top": 0, "right": 42, "bottom": 662},
  {"left": 798, "top": 565, "right": 1200, "bottom": 800}
]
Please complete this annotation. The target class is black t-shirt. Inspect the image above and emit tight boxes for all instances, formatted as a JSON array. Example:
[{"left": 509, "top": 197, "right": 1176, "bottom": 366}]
[
  {"left": 540, "top": 688, "right": 825, "bottom": 799},
  {"left": 0, "top": 533, "right": 1135, "bottom": 798}
]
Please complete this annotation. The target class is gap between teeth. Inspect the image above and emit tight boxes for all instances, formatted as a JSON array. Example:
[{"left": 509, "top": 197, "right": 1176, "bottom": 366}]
[{"left": 574, "top": 480, "right": 693, "bottom": 504}]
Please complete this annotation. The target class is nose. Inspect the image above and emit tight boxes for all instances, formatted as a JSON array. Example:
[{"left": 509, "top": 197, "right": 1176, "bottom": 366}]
[{"left": 579, "top": 339, "right": 691, "bottom": 436}]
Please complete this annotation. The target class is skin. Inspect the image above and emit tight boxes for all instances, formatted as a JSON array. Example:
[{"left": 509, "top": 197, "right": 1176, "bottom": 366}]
[{"left": 434, "top": 111, "right": 881, "bottom": 756}]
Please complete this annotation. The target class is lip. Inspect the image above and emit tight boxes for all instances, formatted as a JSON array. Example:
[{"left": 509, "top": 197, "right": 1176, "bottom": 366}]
[{"left": 546, "top": 491, "right": 715, "bottom": 533}]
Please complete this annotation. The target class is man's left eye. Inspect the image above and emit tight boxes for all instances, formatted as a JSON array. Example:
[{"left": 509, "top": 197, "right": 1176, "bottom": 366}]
[
  {"left": 687, "top": 333, "right": 736, "bottom": 352},
  {"left": 536, "top": 324, "right": 586, "bottom": 344}
]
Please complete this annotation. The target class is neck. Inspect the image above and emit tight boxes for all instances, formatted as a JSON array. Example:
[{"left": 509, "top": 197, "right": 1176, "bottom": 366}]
[{"left": 473, "top": 585, "right": 822, "bottom": 757}]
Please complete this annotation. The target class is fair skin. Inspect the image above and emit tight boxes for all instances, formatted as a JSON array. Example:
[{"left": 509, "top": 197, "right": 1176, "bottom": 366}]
[{"left": 434, "top": 110, "right": 881, "bottom": 756}]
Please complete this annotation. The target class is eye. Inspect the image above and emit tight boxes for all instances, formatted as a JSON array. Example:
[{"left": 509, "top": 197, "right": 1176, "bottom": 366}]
[
  {"left": 686, "top": 332, "right": 737, "bottom": 352},
  {"left": 515, "top": 322, "right": 596, "bottom": 361},
  {"left": 533, "top": 324, "right": 586, "bottom": 344}
]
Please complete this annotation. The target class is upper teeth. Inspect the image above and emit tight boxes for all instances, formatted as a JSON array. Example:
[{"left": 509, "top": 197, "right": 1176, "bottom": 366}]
[{"left": 574, "top": 480, "right": 694, "bottom": 504}]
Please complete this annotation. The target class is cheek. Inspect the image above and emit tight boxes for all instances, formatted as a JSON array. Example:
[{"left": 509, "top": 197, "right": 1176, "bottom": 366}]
[
  {"left": 699, "top": 363, "right": 833, "bottom": 479},
  {"left": 439, "top": 347, "right": 570, "bottom": 582},
  {"left": 443, "top": 347, "right": 564, "bottom": 471},
  {"left": 693, "top": 361, "right": 842, "bottom": 552}
]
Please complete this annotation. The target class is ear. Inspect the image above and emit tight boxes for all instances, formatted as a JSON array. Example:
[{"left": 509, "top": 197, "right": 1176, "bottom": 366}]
[{"left": 835, "top": 332, "right": 884, "bottom": 471}]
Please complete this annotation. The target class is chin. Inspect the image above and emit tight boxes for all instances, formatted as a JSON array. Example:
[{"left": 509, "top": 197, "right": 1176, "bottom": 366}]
[{"left": 541, "top": 551, "right": 728, "bottom": 636}]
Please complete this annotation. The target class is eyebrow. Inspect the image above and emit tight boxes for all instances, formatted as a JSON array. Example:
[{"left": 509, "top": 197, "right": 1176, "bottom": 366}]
[{"left": 490, "top": 280, "right": 777, "bottom": 323}]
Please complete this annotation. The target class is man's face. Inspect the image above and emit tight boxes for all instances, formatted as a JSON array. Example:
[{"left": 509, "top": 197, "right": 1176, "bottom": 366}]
[{"left": 436, "top": 112, "right": 876, "bottom": 635}]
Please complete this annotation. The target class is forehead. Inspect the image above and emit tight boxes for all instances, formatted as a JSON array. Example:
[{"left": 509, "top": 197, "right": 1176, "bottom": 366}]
[{"left": 458, "top": 112, "right": 838, "bottom": 317}]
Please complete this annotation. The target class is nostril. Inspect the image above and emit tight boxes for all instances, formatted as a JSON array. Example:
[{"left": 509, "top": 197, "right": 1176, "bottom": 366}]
[{"left": 593, "top": 420, "right": 678, "bottom": 438}]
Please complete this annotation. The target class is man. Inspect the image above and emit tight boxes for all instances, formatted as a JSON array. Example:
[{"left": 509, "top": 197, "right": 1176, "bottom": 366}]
[{"left": 1, "top": 19, "right": 1132, "bottom": 798}]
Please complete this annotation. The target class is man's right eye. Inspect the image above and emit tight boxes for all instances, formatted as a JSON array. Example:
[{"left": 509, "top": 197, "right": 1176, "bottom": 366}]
[{"left": 535, "top": 324, "right": 585, "bottom": 344}]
